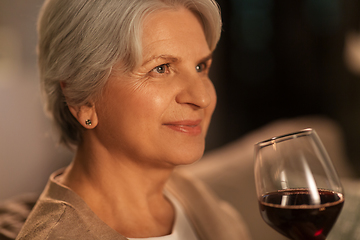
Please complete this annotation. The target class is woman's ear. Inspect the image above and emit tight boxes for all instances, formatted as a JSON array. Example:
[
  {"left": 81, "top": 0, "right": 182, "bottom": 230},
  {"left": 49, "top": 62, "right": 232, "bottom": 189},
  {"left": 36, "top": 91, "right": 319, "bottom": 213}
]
[
  {"left": 60, "top": 81, "right": 98, "bottom": 129},
  {"left": 68, "top": 103, "right": 98, "bottom": 129}
]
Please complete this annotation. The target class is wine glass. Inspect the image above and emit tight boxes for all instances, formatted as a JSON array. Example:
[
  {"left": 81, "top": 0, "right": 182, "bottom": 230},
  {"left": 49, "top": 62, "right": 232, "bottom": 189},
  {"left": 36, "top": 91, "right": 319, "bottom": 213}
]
[{"left": 254, "top": 128, "right": 344, "bottom": 240}]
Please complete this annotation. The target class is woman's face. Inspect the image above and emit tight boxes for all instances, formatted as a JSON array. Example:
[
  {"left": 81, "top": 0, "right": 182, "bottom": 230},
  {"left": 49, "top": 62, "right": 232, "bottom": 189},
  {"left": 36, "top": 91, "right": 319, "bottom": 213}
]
[{"left": 94, "top": 7, "right": 216, "bottom": 168}]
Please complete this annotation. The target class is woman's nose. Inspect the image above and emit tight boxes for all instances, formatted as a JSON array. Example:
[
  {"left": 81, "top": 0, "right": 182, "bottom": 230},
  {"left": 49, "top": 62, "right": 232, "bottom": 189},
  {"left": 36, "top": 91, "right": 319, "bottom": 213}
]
[{"left": 175, "top": 73, "right": 213, "bottom": 109}]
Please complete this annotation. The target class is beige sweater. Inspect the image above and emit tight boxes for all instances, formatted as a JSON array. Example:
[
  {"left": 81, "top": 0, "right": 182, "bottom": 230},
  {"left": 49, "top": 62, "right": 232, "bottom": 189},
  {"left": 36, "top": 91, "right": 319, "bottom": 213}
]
[{"left": 16, "top": 168, "right": 251, "bottom": 240}]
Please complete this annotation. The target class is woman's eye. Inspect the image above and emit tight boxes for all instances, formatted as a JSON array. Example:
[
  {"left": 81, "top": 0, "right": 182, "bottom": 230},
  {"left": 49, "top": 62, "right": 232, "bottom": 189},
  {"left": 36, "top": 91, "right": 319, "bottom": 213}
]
[
  {"left": 195, "top": 62, "right": 207, "bottom": 73},
  {"left": 151, "top": 64, "right": 170, "bottom": 74}
]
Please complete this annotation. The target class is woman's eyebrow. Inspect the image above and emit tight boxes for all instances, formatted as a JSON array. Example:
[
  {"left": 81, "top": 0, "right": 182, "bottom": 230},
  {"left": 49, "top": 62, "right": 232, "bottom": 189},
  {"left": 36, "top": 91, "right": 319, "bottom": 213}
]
[
  {"left": 142, "top": 55, "right": 179, "bottom": 66},
  {"left": 198, "top": 53, "right": 213, "bottom": 64},
  {"left": 142, "top": 53, "right": 212, "bottom": 67}
]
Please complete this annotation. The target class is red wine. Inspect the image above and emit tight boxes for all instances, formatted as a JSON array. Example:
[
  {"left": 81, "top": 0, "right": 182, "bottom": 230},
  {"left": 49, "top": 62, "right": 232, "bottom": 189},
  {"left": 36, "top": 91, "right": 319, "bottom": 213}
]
[{"left": 259, "top": 189, "right": 344, "bottom": 240}]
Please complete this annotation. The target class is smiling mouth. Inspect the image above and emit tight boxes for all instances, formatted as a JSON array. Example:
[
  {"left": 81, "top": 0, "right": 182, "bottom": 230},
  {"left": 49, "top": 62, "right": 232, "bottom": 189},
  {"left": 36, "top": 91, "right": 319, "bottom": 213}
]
[{"left": 163, "top": 120, "right": 202, "bottom": 135}]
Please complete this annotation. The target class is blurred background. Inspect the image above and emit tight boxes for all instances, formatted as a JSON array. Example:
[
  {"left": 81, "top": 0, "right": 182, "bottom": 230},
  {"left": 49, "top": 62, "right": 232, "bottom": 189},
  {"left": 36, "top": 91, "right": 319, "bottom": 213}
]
[
  {"left": 0, "top": 0, "right": 73, "bottom": 202},
  {"left": 207, "top": 0, "right": 360, "bottom": 172},
  {"left": 1, "top": 0, "right": 360, "bottom": 208}
]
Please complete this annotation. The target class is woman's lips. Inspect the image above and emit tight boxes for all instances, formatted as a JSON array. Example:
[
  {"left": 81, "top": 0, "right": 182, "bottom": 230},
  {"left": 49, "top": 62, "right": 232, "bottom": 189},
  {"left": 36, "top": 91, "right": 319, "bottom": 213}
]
[{"left": 163, "top": 120, "right": 202, "bottom": 135}]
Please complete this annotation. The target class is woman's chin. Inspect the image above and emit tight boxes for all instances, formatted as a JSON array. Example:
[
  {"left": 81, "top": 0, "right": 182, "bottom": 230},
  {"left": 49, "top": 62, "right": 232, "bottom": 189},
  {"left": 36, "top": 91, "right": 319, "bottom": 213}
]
[{"left": 168, "top": 148, "right": 205, "bottom": 167}]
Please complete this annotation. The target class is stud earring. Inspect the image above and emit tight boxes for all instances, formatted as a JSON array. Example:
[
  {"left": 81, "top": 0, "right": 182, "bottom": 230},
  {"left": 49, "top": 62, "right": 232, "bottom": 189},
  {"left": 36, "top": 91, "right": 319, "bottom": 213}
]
[{"left": 85, "top": 119, "right": 92, "bottom": 126}]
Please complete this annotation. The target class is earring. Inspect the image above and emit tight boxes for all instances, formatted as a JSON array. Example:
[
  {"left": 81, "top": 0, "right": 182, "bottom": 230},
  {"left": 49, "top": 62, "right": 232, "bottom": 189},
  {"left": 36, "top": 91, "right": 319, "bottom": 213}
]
[{"left": 85, "top": 119, "right": 92, "bottom": 126}]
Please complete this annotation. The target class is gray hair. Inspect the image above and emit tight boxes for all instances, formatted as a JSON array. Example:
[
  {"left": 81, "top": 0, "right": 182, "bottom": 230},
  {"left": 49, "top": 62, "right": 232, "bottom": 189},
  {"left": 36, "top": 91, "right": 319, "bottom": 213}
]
[{"left": 37, "top": 0, "right": 222, "bottom": 149}]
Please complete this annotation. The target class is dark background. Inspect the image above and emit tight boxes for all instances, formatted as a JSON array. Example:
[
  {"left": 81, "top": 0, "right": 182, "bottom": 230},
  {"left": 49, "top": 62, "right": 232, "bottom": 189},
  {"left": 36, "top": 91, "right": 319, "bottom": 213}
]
[{"left": 206, "top": 0, "right": 360, "bottom": 176}]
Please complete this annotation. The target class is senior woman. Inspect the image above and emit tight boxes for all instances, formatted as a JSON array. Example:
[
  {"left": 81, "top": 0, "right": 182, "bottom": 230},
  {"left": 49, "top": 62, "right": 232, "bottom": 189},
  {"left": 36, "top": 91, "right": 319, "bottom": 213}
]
[{"left": 16, "top": 0, "right": 251, "bottom": 239}]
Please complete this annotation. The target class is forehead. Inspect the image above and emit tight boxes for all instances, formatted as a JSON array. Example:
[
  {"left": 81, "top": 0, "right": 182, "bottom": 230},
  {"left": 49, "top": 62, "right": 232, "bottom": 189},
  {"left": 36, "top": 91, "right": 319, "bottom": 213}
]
[{"left": 141, "top": 7, "right": 210, "bottom": 60}]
